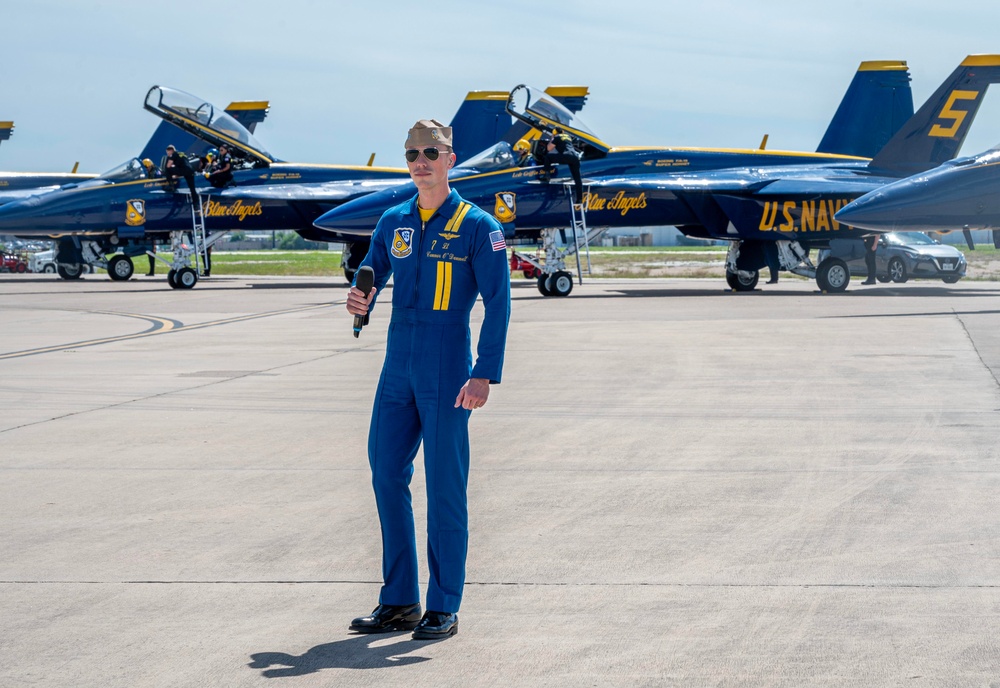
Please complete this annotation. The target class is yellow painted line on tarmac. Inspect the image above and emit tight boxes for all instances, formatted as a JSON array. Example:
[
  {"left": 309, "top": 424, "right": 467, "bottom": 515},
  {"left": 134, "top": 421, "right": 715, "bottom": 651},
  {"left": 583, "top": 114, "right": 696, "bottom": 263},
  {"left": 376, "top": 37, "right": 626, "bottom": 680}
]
[{"left": 0, "top": 302, "right": 341, "bottom": 360}]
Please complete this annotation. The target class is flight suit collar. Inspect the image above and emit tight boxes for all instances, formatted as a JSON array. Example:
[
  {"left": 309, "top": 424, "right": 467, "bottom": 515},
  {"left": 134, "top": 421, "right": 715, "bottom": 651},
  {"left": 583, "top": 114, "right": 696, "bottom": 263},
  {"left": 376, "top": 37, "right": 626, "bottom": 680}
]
[{"left": 404, "top": 188, "right": 462, "bottom": 223}]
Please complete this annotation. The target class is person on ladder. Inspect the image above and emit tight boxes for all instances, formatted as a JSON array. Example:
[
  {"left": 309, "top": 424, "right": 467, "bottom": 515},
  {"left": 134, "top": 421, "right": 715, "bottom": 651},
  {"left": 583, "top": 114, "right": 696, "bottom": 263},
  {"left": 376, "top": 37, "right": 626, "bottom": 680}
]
[
  {"left": 540, "top": 128, "right": 584, "bottom": 206},
  {"left": 163, "top": 145, "right": 199, "bottom": 203}
]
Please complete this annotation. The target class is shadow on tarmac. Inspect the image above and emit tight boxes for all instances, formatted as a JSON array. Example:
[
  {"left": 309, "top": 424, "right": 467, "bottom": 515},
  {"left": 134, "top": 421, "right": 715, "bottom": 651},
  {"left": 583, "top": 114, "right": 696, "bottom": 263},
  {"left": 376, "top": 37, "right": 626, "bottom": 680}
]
[{"left": 248, "top": 633, "right": 432, "bottom": 677}]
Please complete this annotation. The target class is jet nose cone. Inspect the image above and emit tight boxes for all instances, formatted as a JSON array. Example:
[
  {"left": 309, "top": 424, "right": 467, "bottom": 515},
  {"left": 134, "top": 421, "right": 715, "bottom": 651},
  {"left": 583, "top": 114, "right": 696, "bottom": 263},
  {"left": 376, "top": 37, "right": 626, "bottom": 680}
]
[
  {"left": 836, "top": 179, "right": 926, "bottom": 231},
  {"left": 314, "top": 186, "right": 412, "bottom": 233},
  {"left": 0, "top": 194, "right": 48, "bottom": 229}
]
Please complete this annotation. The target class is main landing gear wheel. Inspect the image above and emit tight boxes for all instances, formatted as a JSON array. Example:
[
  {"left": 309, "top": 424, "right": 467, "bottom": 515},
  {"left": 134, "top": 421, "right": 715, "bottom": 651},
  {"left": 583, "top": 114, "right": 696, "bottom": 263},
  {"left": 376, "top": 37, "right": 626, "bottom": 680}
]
[
  {"left": 174, "top": 267, "right": 198, "bottom": 289},
  {"left": 888, "top": 257, "right": 908, "bottom": 283},
  {"left": 57, "top": 263, "right": 84, "bottom": 280},
  {"left": 545, "top": 271, "right": 573, "bottom": 297},
  {"left": 537, "top": 274, "right": 553, "bottom": 296},
  {"left": 816, "top": 257, "right": 850, "bottom": 293},
  {"left": 107, "top": 254, "right": 134, "bottom": 281},
  {"left": 726, "top": 269, "right": 759, "bottom": 291}
]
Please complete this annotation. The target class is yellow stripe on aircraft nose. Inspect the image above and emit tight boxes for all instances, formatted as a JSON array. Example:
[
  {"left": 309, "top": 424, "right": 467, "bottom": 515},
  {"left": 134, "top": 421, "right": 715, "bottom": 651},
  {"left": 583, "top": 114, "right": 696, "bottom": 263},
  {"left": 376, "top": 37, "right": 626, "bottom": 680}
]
[{"left": 433, "top": 261, "right": 452, "bottom": 310}]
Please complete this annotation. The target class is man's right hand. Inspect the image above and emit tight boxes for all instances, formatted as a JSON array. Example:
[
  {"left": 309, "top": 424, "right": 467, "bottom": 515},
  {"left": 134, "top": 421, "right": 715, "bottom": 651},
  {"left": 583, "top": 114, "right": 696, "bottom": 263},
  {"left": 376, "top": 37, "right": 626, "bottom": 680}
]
[{"left": 346, "top": 285, "right": 377, "bottom": 316}]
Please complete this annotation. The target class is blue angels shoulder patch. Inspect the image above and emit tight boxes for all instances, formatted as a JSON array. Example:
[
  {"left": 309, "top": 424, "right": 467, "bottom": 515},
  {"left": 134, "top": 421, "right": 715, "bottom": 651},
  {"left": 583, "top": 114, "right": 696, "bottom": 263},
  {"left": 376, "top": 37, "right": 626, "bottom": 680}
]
[{"left": 391, "top": 228, "right": 414, "bottom": 258}]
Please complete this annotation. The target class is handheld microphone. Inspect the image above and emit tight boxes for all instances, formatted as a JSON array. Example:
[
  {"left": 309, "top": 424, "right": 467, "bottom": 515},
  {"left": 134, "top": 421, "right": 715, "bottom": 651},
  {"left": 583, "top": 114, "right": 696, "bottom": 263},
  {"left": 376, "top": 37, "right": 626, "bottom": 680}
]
[{"left": 353, "top": 266, "right": 375, "bottom": 338}]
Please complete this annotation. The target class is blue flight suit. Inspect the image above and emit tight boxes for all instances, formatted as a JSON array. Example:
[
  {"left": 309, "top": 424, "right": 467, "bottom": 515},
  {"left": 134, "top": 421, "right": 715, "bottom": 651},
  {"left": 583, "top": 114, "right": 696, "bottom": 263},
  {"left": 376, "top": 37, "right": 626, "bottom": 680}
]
[{"left": 357, "top": 187, "right": 510, "bottom": 613}]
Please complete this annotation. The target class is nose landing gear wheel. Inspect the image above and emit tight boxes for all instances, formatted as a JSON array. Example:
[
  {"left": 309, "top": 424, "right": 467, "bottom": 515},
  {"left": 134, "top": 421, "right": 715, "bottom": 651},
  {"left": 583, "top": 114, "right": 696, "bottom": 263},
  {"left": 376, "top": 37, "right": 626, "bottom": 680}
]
[
  {"left": 167, "top": 269, "right": 178, "bottom": 289},
  {"left": 175, "top": 267, "right": 198, "bottom": 289},
  {"left": 537, "top": 274, "right": 553, "bottom": 296},
  {"left": 545, "top": 271, "right": 574, "bottom": 297}
]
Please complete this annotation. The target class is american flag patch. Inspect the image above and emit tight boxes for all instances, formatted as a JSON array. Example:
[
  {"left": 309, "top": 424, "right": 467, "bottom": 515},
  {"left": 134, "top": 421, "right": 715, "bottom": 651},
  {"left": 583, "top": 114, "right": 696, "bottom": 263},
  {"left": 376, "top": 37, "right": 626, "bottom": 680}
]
[{"left": 489, "top": 229, "right": 506, "bottom": 252}]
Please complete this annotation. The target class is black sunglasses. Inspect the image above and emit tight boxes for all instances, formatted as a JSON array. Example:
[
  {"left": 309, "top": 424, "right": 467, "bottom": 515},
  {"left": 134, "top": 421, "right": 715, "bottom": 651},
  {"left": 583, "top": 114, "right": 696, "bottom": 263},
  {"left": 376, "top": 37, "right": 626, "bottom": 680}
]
[{"left": 405, "top": 147, "right": 445, "bottom": 162}]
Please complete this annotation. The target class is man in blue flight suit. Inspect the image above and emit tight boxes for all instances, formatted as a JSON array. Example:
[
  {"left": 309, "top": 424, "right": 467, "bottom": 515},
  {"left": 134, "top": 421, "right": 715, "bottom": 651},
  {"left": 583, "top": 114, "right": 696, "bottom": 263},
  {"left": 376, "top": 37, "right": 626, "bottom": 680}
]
[{"left": 345, "top": 119, "right": 511, "bottom": 640}]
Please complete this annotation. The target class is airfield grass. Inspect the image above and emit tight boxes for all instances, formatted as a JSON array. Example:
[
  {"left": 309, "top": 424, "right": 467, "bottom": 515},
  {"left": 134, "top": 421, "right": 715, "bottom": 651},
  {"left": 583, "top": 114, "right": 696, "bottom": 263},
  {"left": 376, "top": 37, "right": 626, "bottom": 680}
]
[{"left": 187, "top": 244, "right": 1000, "bottom": 281}]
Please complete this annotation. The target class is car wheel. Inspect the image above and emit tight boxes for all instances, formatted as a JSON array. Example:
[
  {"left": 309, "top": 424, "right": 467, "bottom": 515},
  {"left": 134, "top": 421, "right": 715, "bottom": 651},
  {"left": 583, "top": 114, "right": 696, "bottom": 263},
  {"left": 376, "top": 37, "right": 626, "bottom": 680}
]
[
  {"left": 725, "top": 269, "right": 759, "bottom": 291},
  {"left": 43, "top": 264, "right": 56, "bottom": 273},
  {"left": 888, "top": 257, "right": 908, "bottom": 283}
]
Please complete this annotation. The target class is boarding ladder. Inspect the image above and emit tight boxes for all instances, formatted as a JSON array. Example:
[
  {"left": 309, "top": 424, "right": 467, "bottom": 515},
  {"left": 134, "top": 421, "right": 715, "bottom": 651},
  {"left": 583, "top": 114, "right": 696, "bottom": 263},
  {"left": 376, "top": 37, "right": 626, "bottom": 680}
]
[
  {"left": 155, "top": 190, "right": 228, "bottom": 289},
  {"left": 511, "top": 181, "right": 609, "bottom": 296}
]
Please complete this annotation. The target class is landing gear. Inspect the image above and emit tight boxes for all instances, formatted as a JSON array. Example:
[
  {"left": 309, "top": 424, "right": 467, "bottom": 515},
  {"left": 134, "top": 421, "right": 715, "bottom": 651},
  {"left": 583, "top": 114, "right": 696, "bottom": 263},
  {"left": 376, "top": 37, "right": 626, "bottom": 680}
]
[
  {"left": 107, "top": 254, "right": 134, "bottom": 281},
  {"left": 545, "top": 271, "right": 573, "bottom": 297},
  {"left": 174, "top": 267, "right": 198, "bottom": 289},
  {"left": 536, "top": 274, "right": 552, "bottom": 296},
  {"left": 816, "top": 257, "right": 850, "bottom": 293},
  {"left": 342, "top": 241, "right": 370, "bottom": 283},
  {"left": 725, "top": 269, "right": 759, "bottom": 291},
  {"left": 167, "top": 269, "right": 178, "bottom": 289},
  {"left": 57, "top": 263, "right": 84, "bottom": 280}
]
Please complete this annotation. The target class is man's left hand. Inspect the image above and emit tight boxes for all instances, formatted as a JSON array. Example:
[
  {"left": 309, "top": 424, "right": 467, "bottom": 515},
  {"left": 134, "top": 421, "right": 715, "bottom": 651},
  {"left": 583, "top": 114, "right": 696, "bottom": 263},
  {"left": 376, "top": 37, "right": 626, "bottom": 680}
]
[{"left": 455, "top": 378, "right": 490, "bottom": 410}]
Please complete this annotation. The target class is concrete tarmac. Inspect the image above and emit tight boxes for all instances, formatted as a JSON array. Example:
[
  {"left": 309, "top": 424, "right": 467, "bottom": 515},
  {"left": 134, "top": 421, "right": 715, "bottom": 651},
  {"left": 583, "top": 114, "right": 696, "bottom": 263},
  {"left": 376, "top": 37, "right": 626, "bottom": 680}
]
[{"left": 2, "top": 273, "right": 999, "bottom": 687}]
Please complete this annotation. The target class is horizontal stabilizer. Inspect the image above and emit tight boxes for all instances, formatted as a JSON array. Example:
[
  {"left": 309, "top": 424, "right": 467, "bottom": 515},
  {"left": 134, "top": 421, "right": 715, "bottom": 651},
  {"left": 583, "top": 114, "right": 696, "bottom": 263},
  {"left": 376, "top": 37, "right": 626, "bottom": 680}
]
[{"left": 0, "top": 121, "right": 13, "bottom": 146}]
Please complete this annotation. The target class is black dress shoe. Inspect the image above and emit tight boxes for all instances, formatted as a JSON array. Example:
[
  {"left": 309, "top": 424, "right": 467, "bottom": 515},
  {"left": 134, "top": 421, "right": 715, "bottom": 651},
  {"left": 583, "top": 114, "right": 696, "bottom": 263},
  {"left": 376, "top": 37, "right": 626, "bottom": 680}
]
[
  {"left": 349, "top": 603, "right": 422, "bottom": 634},
  {"left": 861, "top": 279, "right": 876, "bottom": 285},
  {"left": 766, "top": 278, "right": 778, "bottom": 284},
  {"left": 411, "top": 611, "right": 458, "bottom": 640}
]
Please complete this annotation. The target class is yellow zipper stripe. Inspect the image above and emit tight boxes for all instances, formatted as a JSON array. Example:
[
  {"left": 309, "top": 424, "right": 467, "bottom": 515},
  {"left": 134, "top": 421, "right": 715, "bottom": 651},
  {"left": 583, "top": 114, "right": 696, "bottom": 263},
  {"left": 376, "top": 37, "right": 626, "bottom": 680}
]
[{"left": 434, "top": 261, "right": 445, "bottom": 309}]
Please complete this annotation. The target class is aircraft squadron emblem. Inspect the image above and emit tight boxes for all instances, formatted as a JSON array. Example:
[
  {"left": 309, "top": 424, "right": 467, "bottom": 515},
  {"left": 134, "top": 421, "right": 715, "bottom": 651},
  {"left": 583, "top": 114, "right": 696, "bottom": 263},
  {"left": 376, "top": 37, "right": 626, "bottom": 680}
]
[
  {"left": 391, "top": 228, "right": 414, "bottom": 258},
  {"left": 494, "top": 192, "right": 516, "bottom": 223},
  {"left": 125, "top": 199, "right": 146, "bottom": 226}
]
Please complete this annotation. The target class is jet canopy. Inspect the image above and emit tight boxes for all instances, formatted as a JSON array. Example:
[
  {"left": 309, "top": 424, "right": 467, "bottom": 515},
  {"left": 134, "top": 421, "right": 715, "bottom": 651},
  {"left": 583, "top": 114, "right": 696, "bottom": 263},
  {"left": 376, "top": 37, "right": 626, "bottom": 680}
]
[
  {"left": 144, "top": 86, "right": 274, "bottom": 167},
  {"left": 98, "top": 157, "right": 158, "bottom": 184},
  {"left": 506, "top": 84, "right": 609, "bottom": 157}
]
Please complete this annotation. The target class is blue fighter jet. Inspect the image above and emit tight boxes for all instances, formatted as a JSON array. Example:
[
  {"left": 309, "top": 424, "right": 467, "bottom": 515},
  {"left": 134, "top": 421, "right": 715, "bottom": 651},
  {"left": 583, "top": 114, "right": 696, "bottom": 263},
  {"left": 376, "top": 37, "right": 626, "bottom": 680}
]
[
  {"left": 0, "top": 99, "right": 272, "bottom": 207},
  {"left": 836, "top": 144, "right": 1000, "bottom": 251},
  {"left": 0, "top": 84, "right": 590, "bottom": 286},
  {"left": 314, "top": 56, "right": 1000, "bottom": 295}
]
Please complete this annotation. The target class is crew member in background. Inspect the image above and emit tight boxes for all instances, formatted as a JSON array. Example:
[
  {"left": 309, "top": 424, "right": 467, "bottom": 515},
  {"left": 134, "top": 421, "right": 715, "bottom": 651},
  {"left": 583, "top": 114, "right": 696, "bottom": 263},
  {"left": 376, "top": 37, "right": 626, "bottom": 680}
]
[
  {"left": 539, "top": 128, "right": 584, "bottom": 205},
  {"left": 207, "top": 144, "right": 234, "bottom": 188},
  {"left": 163, "top": 145, "right": 198, "bottom": 202},
  {"left": 346, "top": 119, "right": 511, "bottom": 642},
  {"left": 862, "top": 234, "right": 878, "bottom": 285},
  {"left": 513, "top": 138, "right": 535, "bottom": 167},
  {"left": 764, "top": 242, "right": 780, "bottom": 284},
  {"left": 141, "top": 158, "right": 160, "bottom": 178}
]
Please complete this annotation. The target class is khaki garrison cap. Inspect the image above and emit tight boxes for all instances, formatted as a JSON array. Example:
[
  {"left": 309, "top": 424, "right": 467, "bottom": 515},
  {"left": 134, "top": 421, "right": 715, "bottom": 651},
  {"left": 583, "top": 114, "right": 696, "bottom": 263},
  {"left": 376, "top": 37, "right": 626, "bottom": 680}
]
[{"left": 405, "top": 119, "right": 453, "bottom": 149}]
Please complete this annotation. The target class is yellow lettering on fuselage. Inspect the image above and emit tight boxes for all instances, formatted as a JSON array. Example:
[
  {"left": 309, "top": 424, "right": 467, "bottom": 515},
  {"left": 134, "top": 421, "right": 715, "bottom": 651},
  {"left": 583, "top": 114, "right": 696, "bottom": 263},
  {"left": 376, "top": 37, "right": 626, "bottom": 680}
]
[
  {"left": 758, "top": 198, "right": 852, "bottom": 233},
  {"left": 581, "top": 191, "right": 648, "bottom": 216},
  {"left": 204, "top": 199, "right": 264, "bottom": 221}
]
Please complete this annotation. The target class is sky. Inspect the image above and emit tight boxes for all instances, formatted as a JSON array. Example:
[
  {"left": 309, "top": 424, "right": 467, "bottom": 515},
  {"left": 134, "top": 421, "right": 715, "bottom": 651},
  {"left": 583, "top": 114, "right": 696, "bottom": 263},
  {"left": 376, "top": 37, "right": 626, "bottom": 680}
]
[{"left": 5, "top": 0, "right": 1000, "bottom": 173}]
